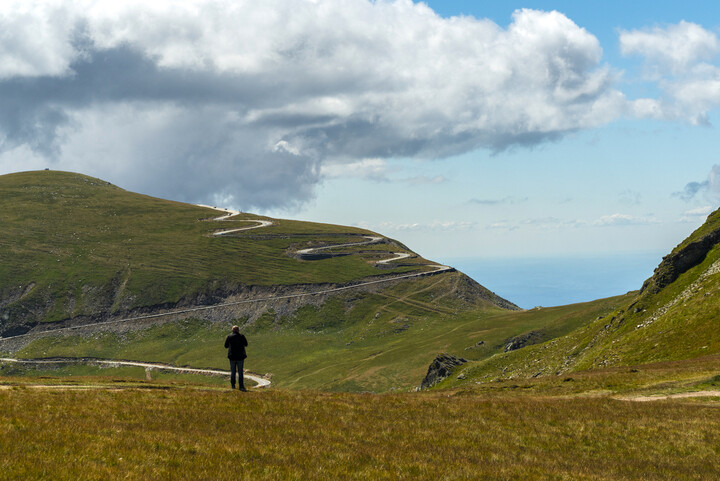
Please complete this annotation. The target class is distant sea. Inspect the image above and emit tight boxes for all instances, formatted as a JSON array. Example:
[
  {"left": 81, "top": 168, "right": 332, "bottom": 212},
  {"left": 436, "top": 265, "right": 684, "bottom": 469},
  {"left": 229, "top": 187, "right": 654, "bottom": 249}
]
[{"left": 438, "top": 252, "right": 666, "bottom": 310}]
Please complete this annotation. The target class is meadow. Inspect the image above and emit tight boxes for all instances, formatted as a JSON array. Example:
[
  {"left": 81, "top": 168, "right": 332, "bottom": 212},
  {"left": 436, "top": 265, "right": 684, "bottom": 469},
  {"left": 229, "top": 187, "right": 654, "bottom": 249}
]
[{"left": 0, "top": 375, "right": 718, "bottom": 480}]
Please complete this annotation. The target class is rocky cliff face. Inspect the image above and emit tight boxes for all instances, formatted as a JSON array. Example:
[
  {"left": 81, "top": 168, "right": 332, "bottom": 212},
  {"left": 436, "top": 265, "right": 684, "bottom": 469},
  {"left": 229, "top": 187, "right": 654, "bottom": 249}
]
[
  {"left": 419, "top": 353, "right": 467, "bottom": 390},
  {"left": 641, "top": 223, "right": 720, "bottom": 294},
  {"left": 504, "top": 330, "right": 544, "bottom": 352}
]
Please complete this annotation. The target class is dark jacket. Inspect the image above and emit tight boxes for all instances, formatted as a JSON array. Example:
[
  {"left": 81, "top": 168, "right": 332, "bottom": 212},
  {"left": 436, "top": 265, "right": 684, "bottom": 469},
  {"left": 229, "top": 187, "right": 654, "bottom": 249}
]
[{"left": 225, "top": 332, "right": 248, "bottom": 360}]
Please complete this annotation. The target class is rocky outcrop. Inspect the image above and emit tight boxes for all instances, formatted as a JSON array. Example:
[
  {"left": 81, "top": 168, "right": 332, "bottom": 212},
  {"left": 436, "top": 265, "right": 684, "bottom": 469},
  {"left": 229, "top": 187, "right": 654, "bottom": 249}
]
[
  {"left": 504, "top": 330, "right": 544, "bottom": 352},
  {"left": 419, "top": 353, "right": 467, "bottom": 390},
  {"left": 641, "top": 224, "right": 720, "bottom": 294}
]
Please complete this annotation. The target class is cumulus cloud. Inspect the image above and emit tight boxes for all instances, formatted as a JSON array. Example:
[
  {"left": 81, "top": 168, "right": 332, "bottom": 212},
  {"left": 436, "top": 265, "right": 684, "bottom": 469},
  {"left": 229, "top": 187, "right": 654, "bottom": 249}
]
[
  {"left": 0, "top": 1, "right": 625, "bottom": 209},
  {"left": 620, "top": 21, "right": 720, "bottom": 74}
]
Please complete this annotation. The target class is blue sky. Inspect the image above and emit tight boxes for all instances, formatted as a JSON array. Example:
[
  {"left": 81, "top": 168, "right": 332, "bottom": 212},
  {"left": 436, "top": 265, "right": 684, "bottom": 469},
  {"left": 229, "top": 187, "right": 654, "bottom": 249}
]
[{"left": 2, "top": 0, "right": 720, "bottom": 266}]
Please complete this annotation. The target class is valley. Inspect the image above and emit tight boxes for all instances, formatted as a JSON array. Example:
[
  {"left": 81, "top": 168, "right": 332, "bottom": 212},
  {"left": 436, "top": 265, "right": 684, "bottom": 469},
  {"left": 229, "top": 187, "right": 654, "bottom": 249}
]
[{"left": 1, "top": 170, "right": 719, "bottom": 480}]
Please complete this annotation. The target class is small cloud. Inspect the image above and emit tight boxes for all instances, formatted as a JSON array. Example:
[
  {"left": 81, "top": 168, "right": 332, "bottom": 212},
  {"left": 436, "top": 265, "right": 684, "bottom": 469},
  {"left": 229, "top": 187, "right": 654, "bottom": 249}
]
[
  {"left": 358, "top": 220, "right": 475, "bottom": 232},
  {"left": 469, "top": 196, "right": 528, "bottom": 206},
  {"left": 484, "top": 217, "right": 586, "bottom": 231},
  {"left": 521, "top": 217, "right": 562, "bottom": 226},
  {"left": 320, "top": 158, "right": 388, "bottom": 181},
  {"left": 684, "top": 205, "right": 714, "bottom": 216},
  {"left": 485, "top": 221, "right": 519, "bottom": 231},
  {"left": 673, "top": 165, "right": 720, "bottom": 201},
  {"left": 673, "top": 180, "right": 708, "bottom": 201},
  {"left": 593, "top": 213, "right": 659, "bottom": 226},
  {"left": 404, "top": 175, "right": 447, "bottom": 186},
  {"left": 522, "top": 217, "right": 588, "bottom": 229},
  {"left": 679, "top": 205, "right": 715, "bottom": 222}
]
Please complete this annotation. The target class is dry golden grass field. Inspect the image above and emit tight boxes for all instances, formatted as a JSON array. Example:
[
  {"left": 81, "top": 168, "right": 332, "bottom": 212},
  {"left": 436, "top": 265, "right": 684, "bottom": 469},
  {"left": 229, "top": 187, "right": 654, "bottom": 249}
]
[{"left": 1, "top": 375, "right": 719, "bottom": 480}]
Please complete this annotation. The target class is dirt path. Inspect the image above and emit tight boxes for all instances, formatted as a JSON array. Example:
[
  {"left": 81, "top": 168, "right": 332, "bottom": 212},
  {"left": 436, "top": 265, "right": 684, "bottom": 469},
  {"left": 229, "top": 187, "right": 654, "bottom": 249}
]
[
  {"left": 213, "top": 220, "right": 274, "bottom": 236},
  {"left": 619, "top": 390, "right": 720, "bottom": 402},
  {"left": 296, "top": 236, "right": 384, "bottom": 256},
  {"left": 0, "top": 357, "right": 271, "bottom": 388},
  {"left": 198, "top": 205, "right": 275, "bottom": 235},
  {"left": 377, "top": 252, "right": 412, "bottom": 264}
]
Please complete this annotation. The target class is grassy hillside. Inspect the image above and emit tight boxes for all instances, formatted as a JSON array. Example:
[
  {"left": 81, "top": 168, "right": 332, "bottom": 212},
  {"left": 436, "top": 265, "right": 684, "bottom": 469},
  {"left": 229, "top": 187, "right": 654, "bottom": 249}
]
[
  {"left": 443, "top": 208, "right": 720, "bottom": 387},
  {"left": 1, "top": 170, "right": 545, "bottom": 391},
  {"left": 9, "top": 275, "right": 631, "bottom": 391},
  {"left": 0, "top": 170, "right": 446, "bottom": 331}
]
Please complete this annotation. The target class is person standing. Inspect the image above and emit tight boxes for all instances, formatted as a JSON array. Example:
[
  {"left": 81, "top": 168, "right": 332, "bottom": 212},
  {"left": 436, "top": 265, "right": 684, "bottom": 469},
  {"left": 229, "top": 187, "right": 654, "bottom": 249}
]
[{"left": 224, "top": 325, "right": 248, "bottom": 391}]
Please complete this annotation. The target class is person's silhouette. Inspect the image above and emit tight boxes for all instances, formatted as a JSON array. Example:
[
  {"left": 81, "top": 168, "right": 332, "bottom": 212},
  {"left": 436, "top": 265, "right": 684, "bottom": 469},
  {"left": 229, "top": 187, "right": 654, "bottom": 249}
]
[{"left": 224, "top": 325, "right": 248, "bottom": 391}]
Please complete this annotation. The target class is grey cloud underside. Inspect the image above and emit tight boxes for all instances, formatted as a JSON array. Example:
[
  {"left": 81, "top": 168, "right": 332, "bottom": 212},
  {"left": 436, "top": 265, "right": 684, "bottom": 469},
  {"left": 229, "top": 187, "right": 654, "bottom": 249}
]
[
  {"left": 0, "top": 46, "right": 325, "bottom": 208},
  {"left": 673, "top": 165, "right": 720, "bottom": 203},
  {"left": 0, "top": 43, "right": 589, "bottom": 208},
  {"left": 673, "top": 181, "right": 707, "bottom": 201},
  {"left": 1, "top": 46, "right": 256, "bottom": 152},
  {"left": 297, "top": 121, "right": 568, "bottom": 161}
]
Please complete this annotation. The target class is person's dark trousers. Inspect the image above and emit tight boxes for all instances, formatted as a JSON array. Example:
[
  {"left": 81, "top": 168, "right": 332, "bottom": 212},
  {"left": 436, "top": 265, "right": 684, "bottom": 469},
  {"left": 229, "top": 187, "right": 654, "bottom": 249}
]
[{"left": 229, "top": 359, "right": 245, "bottom": 390}]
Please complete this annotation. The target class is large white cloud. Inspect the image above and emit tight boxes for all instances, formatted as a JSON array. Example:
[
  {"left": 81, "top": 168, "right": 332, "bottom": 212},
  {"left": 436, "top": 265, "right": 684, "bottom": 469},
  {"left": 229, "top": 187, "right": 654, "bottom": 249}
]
[{"left": 0, "top": 0, "right": 625, "bottom": 209}]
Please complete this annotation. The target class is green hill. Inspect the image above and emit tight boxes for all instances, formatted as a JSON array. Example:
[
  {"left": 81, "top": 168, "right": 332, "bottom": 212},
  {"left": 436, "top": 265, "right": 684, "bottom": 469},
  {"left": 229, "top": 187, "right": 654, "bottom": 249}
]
[
  {"left": 0, "top": 170, "right": 471, "bottom": 331},
  {"left": 438, "top": 206, "right": 720, "bottom": 389},
  {"left": 1, "top": 170, "right": 538, "bottom": 391}
]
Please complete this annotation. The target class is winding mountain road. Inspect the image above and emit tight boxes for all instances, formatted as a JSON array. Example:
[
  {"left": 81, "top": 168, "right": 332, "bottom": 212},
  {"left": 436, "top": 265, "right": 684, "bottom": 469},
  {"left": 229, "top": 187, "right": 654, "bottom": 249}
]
[
  {"left": 0, "top": 204, "right": 453, "bottom": 383},
  {"left": 198, "top": 205, "right": 275, "bottom": 235},
  {"left": 295, "top": 236, "right": 383, "bottom": 256},
  {"left": 377, "top": 252, "right": 413, "bottom": 264}
]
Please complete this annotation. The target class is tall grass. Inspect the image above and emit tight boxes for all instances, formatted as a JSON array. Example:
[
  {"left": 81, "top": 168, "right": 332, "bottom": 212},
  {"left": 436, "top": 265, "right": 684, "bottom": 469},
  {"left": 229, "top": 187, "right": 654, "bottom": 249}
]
[{"left": 0, "top": 386, "right": 718, "bottom": 480}]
